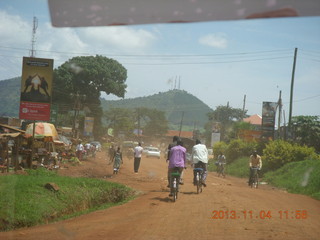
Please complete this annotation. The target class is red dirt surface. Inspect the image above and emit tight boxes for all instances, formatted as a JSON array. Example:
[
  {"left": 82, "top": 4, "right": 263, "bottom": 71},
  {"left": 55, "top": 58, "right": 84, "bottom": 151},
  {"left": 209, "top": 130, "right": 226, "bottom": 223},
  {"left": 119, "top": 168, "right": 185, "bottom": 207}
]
[{"left": 1, "top": 151, "right": 319, "bottom": 240}]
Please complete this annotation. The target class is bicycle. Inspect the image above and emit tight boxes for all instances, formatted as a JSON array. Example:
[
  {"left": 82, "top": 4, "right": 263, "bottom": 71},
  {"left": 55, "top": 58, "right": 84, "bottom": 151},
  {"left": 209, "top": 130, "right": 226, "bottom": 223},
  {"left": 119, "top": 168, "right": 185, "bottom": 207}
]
[
  {"left": 217, "top": 163, "right": 226, "bottom": 177},
  {"left": 194, "top": 168, "right": 204, "bottom": 194},
  {"left": 170, "top": 170, "right": 181, "bottom": 202},
  {"left": 249, "top": 167, "right": 259, "bottom": 188}
]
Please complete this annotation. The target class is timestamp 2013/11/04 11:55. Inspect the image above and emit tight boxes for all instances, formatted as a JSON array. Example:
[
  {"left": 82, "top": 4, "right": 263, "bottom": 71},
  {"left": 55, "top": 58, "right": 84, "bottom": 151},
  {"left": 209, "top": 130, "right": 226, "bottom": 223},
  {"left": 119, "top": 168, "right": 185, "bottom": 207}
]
[{"left": 212, "top": 210, "right": 308, "bottom": 220}]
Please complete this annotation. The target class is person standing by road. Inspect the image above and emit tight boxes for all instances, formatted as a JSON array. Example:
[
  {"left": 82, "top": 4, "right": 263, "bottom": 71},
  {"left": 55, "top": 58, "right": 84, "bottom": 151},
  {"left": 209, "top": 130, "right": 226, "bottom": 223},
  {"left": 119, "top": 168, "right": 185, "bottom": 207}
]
[
  {"left": 168, "top": 140, "right": 187, "bottom": 196},
  {"left": 76, "top": 140, "right": 84, "bottom": 161},
  {"left": 191, "top": 139, "right": 208, "bottom": 187},
  {"left": 133, "top": 142, "right": 143, "bottom": 173},
  {"left": 248, "top": 150, "right": 262, "bottom": 185}
]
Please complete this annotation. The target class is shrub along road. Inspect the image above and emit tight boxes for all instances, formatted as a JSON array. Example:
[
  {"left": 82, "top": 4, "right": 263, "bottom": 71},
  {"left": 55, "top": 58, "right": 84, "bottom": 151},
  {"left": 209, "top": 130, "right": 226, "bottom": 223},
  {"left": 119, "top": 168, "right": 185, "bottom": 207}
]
[{"left": 1, "top": 151, "right": 319, "bottom": 240}]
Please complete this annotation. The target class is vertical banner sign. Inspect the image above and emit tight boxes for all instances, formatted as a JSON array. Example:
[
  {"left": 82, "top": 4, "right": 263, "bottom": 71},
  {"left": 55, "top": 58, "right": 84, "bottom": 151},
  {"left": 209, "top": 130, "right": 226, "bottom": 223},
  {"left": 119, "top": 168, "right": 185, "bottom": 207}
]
[
  {"left": 84, "top": 117, "right": 94, "bottom": 137},
  {"left": 261, "top": 102, "right": 278, "bottom": 139},
  {"left": 19, "top": 57, "right": 54, "bottom": 121},
  {"left": 211, "top": 122, "right": 221, "bottom": 147}
]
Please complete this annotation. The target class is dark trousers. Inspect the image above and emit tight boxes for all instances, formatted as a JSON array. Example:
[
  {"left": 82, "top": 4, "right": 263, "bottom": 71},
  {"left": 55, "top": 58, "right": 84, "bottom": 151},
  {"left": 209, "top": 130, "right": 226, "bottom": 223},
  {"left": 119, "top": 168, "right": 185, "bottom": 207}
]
[{"left": 134, "top": 157, "right": 141, "bottom": 172}]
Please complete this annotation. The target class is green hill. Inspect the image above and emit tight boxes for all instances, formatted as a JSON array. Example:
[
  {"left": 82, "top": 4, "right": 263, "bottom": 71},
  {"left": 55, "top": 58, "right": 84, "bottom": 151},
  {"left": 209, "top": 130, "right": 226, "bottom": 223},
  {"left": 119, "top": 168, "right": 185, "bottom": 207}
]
[
  {"left": 0, "top": 77, "right": 213, "bottom": 130},
  {"left": 100, "top": 90, "right": 213, "bottom": 130},
  {"left": 0, "top": 77, "right": 21, "bottom": 117}
]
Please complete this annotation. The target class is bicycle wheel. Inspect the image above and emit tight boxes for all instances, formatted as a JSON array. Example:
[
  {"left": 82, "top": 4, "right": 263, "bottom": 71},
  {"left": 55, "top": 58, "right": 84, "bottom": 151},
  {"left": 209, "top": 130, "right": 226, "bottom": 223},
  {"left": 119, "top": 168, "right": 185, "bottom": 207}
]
[
  {"left": 173, "top": 177, "right": 178, "bottom": 201},
  {"left": 254, "top": 174, "right": 259, "bottom": 188}
]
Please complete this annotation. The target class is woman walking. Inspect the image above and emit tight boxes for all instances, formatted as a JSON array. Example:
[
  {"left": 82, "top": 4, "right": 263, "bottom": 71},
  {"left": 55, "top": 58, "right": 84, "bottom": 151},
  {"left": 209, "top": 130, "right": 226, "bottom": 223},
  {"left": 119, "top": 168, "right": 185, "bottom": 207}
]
[{"left": 112, "top": 147, "right": 123, "bottom": 174}]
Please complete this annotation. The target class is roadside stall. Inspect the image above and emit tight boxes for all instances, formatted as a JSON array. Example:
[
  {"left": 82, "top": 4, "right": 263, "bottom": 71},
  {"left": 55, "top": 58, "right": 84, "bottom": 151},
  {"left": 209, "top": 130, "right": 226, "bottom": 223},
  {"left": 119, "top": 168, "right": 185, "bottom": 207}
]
[
  {"left": 0, "top": 124, "right": 26, "bottom": 172},
  {"left": 25, "top": 122, "right": 60, "bottom": 169}
]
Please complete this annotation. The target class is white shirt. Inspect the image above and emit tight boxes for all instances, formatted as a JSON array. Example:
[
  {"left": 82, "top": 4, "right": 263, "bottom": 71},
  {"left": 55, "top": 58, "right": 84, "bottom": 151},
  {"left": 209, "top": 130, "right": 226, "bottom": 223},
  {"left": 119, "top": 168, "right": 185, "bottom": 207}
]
[
  {"left": 76, "top": 144, "right": 84, "bottom": 151},
  {"left": 134, "top": 146, "right": 143, "bottom": 158},
  {"left": 191, "top": 144, "right": 208, "bottom": 164}
]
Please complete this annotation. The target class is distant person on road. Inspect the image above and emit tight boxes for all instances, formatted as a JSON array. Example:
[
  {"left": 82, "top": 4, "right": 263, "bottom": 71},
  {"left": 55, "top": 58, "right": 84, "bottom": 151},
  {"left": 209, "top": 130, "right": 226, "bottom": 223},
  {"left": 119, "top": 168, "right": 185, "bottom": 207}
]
[
  {"left": 191, "top": 139, "right": 208, "bottom": 187},
  {"left": 217, "top": 152, "right": 226, "bottom": 177},
  {"left": 112, "top": 146, "right": 123, "bottom": 174},
  {"left": 133, "top": 142, "right": 143, "bottom": 173},
  {"left": 85, "top": 142, "right": 91, "bottom": 157},
  {"left": 168, "top": 140, "right": 186, "bottom": 196},
  {"left": 248, "top": 150, "right": 262, "bottom": 185}
]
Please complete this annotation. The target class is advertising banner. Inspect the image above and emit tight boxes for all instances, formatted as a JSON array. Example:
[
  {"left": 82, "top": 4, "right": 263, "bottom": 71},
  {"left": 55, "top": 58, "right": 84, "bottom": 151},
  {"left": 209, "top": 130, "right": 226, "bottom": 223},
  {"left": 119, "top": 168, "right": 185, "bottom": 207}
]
[
  {"left": 83, "top": 117, "right": 94, "bottom": 137},
  {"left": 261, "top": 102, "right": 278, "bottom": 139},
  {"left": 211, "top": 132, "right": 221, "bottom": 147},
  {"left": 19, "top": 57, "right": 54, "bottom": 121}
]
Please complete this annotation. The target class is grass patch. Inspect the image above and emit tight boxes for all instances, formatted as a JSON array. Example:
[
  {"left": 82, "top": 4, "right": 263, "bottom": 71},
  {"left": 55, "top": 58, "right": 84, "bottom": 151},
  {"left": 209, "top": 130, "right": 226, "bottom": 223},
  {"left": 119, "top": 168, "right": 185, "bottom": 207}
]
[
  {"left": 208, "top": 157, "right": 249, "bottom": 178},
  {"left": 263, "top": 159, "right": 320, "bottom": 200},
  {"left": 0, "top": 168, "right": 135, "bottom": 231}
]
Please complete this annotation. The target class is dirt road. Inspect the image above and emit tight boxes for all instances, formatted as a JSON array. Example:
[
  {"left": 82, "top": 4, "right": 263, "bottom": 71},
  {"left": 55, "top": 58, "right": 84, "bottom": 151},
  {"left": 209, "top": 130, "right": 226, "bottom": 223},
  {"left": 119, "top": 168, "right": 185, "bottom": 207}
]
[{"left": 1, "top": 152, "right": 319, "bottom": 240}]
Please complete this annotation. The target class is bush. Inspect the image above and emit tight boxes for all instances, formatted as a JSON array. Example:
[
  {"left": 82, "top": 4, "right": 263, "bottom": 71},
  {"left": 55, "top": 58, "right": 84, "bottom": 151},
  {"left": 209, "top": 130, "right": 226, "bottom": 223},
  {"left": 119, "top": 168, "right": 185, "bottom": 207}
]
[
  {"left": 225, "top": 139, "right": 257, "bottom": 163},
  {"left": 224, "top": 157, "right": 250, "bottom": 178},
  {"left": 212, "top": 141, "right": 228, "bottom": 158},
  {"left": 263, "top": 140, "right": 318, "bottom": 171}
]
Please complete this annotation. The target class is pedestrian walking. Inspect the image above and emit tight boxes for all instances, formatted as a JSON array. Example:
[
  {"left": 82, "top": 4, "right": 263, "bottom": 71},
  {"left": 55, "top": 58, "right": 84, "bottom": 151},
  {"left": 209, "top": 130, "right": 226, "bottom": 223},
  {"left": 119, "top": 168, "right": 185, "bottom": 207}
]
[{"left": 133, "top": 142, "right": 143, "bottom": 173}]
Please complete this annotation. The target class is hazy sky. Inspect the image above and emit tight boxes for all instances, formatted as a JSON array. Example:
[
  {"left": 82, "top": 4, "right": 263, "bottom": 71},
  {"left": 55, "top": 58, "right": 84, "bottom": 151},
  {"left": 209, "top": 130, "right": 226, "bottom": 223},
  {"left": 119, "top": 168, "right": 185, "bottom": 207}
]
[{"left": 0, "top": 0, "right": 319, "bottom": 121}]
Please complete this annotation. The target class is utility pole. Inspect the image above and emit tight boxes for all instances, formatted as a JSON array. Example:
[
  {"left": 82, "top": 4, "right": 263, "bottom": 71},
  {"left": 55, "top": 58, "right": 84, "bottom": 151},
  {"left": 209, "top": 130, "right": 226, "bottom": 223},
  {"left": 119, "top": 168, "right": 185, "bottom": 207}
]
[
  {"left": 70, "top": 92, "right": 86, "bottom": 139},
  {"left": 29, "top": 16, "right": 38, "bottom": 168},
  {"left": 242, "top": 94, "right": 246, "bottom": 120},
  {"left": 283, "top": 110, "right": 287, "bottom": 140},
  {"left": 288, "top": 48, "right": 298, "bottom": 134},
  {"left": 136, "top": 108, "right": 141, "bottom": 141},
  {"left": 30, "top": 16, "right": 38, "bottom": 58},
  {"left": 178, "top": 111, "right": 184, "bottom": 137},
  {"left": 277, "top": 90, "right": 282, "bottom": 139}
]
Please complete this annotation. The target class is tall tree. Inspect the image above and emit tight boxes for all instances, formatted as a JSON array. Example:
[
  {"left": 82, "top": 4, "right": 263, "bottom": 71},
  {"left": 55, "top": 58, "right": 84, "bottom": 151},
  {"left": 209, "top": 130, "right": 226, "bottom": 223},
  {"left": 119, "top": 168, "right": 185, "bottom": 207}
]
[
  {"left": 52, "top": 55, "right": 127, "bottom": 138},
  {"left": 206, "top": 105, "right": 247, "bottom": 142},
  {"left": 291, "top": 115, "right": 320, "bottom": 151}
]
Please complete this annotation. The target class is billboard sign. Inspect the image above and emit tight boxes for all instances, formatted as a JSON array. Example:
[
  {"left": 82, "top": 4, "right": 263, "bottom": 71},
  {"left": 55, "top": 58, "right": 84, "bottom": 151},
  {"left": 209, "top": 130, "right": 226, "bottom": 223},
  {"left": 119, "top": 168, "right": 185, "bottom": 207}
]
[
  {"left": 19, "top": 57, "right": 54, "bottom": 121},
  {"left": 261, "top": 102, "right": 278, "bottom": 139},
  {"left": 83, "top": 117, "right": 94, "bottom": 137}
]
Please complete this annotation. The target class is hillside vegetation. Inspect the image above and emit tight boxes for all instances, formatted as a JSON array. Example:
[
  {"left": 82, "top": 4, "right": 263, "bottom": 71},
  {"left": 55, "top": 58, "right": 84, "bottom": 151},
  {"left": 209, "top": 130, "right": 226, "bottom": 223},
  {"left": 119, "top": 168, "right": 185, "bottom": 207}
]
[
  {"left": 0, "top": 77, "right": 21, "bottom": 117},
  {"left": 101, "top": 89, "right": 213, "bottom": 130},
  {"left": 0, "top": 77, "right": 212, "bottom": 130}
]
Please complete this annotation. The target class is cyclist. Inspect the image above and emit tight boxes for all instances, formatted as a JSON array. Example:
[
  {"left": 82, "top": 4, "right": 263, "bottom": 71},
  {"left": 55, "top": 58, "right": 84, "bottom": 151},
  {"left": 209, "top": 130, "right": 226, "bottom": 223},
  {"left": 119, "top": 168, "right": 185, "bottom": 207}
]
[
  {"left": 167, "top": 140, "right": 186, "bottom": 197},
  {"left": 191, "top": 139, "right": 208, "bottom": 187},
  {"left": 166, "top": 136, "right": 184, "bottom": 186},
  {"left": 217, "top": 152, "right": 226, "bottom": 177},
  {"left": 248, "top": 150, "right": 262, "bottom": 186}
]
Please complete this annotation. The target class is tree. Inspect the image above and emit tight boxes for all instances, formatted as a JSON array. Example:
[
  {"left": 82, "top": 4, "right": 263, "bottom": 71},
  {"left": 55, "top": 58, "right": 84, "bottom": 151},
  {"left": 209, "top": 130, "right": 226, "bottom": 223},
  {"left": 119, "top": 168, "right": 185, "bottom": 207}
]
[
  {"left": 104, "top": 107, "right": 169, "bottom": 139},
  {"left": 52, "top": 55, "right": 127, "bottom": 138},
  {"left": 104, "top": 108, "right": 135, "bottom": 138},
  {"left": 141, "top": 108, "right": 169, "bottom": 137},
  {"left": 206, "top": 105, "right": 247, "bottom": 142},
  {"left": 291, "top": 116, "right": 320, "bottom": 151},
  {"left": 228, "top": 121, "right": 255, "bottom": 139}
]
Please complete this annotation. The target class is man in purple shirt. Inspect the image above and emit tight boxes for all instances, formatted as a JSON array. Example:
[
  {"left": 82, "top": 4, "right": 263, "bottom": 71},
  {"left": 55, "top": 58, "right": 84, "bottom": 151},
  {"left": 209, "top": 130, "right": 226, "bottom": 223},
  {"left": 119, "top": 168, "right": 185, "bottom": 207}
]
[{"left": 167, "top": 140, "right": 186, "bottom": 196}]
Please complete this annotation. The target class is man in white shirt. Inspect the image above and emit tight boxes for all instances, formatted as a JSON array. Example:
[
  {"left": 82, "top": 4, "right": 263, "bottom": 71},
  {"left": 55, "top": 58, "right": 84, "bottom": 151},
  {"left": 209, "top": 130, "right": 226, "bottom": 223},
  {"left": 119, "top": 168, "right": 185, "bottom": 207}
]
[
  {"left": 133, "top": 142, "right": 143, "bottom": 173},
  {"left": 76, "top": 140, "right": 84, "bottom": 161},
  {"left": 191, "top": 139, "right": 208, "bottom": 187}
]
